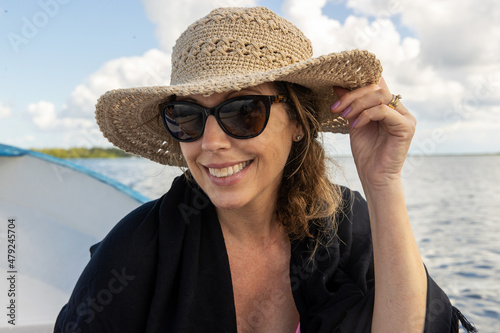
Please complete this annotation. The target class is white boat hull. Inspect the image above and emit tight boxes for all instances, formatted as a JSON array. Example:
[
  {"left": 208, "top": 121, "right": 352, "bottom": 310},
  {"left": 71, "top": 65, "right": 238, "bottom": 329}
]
[{"left": 0, "top": 144, "right": 148, "bottom": 330}]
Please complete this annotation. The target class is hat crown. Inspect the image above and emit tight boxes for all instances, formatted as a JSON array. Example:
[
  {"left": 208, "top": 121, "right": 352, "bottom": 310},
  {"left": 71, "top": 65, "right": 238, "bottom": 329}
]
[{"left": 171, "top": 7, "right": 313, "bottom": 87}]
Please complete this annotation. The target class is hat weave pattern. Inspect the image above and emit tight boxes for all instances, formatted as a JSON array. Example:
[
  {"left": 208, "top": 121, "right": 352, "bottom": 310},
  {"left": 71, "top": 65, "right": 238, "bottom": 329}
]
[
  {"left": 171, "top": 8, "right": 312, "bottom": 86},
  {"left": 95, "top": 7, "right": 383, "bottom": 165}
]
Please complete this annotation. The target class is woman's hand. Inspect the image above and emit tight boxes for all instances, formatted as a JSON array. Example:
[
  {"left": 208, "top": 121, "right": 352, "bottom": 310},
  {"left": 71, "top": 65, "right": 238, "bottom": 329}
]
[
  {"left": 331, "top": 78, "right": 416, "bottom": 188},
  {"left": 333, "top": 78, "right": 427, "bottom": 332}
]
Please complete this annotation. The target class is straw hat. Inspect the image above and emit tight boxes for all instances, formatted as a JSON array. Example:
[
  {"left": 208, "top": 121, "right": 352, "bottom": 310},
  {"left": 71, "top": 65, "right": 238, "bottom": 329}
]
[{"left": 95, "top": 6, "right": 383, "bottom": 165}]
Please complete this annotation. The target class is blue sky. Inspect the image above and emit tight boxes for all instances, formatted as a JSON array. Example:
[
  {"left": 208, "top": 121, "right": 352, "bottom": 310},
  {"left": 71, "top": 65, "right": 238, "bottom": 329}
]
[
  {"left": 0, "top": 1, "right": 157, "bottom": 125},
  {"left": 1, "top": 0, "right": 499, "bottom": 155}
]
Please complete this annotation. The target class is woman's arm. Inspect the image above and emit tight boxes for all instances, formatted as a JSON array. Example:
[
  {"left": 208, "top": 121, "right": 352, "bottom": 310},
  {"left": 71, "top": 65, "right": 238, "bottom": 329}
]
[
  {"left": 363, "top": 180, "right": 427, "bottom": 332},
  {"left": 332, "top": 78, "right": 427, "bottom": 332}
]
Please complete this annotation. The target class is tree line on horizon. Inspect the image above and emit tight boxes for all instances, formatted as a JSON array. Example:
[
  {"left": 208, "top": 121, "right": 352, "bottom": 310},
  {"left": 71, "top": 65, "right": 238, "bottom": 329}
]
[{"left": 31, "top": 147, "right": 134, "bottom": 159}]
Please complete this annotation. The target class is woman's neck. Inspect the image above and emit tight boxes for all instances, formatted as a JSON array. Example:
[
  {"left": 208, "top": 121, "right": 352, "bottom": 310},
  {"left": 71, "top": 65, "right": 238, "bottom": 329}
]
[{"left": 216, "top": 202, "right": 284, "bottom": 247}]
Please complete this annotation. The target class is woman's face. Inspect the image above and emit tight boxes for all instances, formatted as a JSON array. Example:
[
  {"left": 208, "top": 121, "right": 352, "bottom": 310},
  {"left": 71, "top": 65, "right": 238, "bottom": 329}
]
[{"left": 179, "top": 83, "right": 301, "bottom": 211}]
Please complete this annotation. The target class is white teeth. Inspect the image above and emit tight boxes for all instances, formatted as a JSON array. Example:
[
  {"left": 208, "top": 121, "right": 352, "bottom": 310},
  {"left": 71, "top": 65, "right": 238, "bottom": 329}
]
[{"left": 209, "top": 161, "right": 250, "bottom": 178}]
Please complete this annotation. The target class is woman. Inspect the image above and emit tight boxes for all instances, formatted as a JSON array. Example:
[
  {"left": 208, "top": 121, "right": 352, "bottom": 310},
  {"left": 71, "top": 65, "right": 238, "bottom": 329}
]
[{"left": 55, "top": 6, "right": 475, "bottom": 333}]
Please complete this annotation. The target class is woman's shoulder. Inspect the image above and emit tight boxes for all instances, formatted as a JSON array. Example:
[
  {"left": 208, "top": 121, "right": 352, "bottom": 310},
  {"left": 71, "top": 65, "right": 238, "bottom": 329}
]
[
  {"left": 292, "top": 185, "right": 372, "bottom": 268},
  {"left": 305, "top": 184, "right": 372, "bottom": 271}
]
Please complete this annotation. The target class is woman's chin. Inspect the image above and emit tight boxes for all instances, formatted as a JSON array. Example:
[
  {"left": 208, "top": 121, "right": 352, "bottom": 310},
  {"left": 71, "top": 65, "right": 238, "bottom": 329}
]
[{"left": 210, "top": 196, "right": 249, "bottom": 211}]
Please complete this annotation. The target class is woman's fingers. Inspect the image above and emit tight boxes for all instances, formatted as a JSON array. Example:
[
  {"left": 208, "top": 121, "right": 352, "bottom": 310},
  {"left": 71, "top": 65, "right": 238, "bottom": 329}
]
[
  {"left": 332, "top": 86, "right": 350, "bottom": 99},
  {"left": 331, "top": 84, "right": 382, "bottom": 113},
  {"left": 332, "top": 84, "right": 389, "bottom": 125},
  {"left": 378, "top": 77, "right": 390, "bottom": 91},
  {"left": 349, "top": 104, "right": 412, "bottom": 132},
  {"left": 331, "top": 82, "right": 409, "bottom": 128}
]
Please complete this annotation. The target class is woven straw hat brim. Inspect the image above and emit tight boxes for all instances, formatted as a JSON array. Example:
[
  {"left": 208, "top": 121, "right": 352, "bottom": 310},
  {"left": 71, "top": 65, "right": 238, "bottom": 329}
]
[{"left": 95, "top": 49, "right": 382, "bottom": 165}]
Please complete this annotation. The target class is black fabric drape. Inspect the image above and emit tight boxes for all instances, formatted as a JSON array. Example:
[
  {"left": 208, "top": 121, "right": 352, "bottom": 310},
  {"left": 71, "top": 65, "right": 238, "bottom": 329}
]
[{"left": 55, "top": 175, "right": 466, "bottom": 332}]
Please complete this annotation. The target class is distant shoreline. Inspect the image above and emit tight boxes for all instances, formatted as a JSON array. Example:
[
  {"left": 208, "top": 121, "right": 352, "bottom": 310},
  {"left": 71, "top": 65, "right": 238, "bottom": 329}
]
[
  {"left": 31, "top": 147, "right": 134, "bottom": 159},
  {"left": 30, "top": 147, "right": 499, "bottom": 159}
]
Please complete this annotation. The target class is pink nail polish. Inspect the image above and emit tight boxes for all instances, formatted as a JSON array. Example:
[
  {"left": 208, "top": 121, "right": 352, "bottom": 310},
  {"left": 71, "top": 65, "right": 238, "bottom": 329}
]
[
  {"left": 341, "top": 106, "right": 351, "bottom": 118},
  {"left": 330, "top": 100, "right": 341, "bottom": 111},
  {"left": 351, "top": 118, "right": 359, "bottom": 128}
]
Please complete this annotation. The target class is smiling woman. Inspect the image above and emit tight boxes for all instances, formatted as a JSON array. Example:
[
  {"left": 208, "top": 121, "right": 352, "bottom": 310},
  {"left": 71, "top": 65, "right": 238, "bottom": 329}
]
[
  {"left": 177, "top": 84, "right": 299, "bottom": 210},
  {"left": 54, "top": 6, "right": 476, "bottom": 333}
]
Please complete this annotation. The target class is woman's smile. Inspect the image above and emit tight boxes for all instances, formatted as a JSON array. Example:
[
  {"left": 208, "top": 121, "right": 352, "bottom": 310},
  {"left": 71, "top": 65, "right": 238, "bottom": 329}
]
[
  {"left": 206, "top": 160, "right": 252, "bottom": 178},
  {"left": 203, "top": 159, "right": 254, "bottom": 187}
]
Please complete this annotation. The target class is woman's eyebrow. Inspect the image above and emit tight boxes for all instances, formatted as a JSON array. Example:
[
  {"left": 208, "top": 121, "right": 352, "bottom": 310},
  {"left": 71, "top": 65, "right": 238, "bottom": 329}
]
[{"left": 176, "top": 96, "right": 199, "bottom": 103}]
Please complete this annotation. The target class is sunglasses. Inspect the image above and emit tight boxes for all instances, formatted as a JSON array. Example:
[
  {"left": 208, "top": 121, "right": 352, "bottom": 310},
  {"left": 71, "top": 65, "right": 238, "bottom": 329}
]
[{"left": 160, "top": 95, "right": 288, "bottom": 142}]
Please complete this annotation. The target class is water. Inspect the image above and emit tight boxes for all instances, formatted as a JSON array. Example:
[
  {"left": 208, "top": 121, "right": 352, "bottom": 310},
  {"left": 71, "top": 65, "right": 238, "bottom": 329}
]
[{"left": 72, "top": 155, "right": 500, "bottom": 332}]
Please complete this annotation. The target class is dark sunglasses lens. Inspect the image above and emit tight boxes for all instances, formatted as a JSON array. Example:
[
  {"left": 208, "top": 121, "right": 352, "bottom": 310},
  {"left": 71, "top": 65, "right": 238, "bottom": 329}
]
[
  {"left": 219, "top": 98, "right": 267, "bottom": 137},
  {"left": 164, "top": 105, "right": 204, "bottom": 141}
]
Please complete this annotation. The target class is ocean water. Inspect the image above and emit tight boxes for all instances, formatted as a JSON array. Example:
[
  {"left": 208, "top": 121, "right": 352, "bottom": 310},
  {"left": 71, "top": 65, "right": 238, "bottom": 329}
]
[{"left": 72, "top": 155, "right": 500, "bottom": 332}]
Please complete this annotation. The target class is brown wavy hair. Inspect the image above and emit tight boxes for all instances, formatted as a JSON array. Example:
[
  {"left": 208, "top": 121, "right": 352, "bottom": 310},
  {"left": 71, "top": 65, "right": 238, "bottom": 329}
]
[
  {"left": 164, "top": 81, "right": 343, "bottom": 247},
  {"left": 273, "top": 82, "right": 342, "bottom": 246}
]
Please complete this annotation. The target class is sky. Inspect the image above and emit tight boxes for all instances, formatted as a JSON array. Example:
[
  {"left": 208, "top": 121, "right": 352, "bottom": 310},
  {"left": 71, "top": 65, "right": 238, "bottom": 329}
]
[{"left": 1, "top": 0, "right": 499, "bottom": 156}]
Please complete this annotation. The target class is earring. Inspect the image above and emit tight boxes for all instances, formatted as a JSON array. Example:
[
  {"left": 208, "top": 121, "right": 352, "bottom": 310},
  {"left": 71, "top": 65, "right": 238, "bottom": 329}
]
[{"left": 296, "top": 135, "right": 301, "bottom": 141}]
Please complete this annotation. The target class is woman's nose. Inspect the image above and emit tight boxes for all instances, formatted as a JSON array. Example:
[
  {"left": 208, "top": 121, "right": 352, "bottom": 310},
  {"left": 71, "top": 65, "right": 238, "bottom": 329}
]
[{"left": 201, "top": 116, "right": 231, "bottom": 152}]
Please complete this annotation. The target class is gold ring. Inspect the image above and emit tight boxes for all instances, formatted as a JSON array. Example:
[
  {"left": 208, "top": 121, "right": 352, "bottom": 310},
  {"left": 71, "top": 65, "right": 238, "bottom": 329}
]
[{"left": 388, "top": 94, "right": 402, "bottom": 109}]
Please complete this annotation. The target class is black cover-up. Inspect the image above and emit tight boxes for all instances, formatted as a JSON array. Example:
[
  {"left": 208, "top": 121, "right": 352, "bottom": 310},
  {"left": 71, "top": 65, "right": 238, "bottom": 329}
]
[{"left": 55, "top": 175, "right": 469, "bottom": 332}]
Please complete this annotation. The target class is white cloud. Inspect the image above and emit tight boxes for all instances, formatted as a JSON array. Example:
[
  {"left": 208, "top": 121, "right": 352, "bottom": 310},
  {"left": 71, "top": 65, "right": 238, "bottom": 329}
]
[
  {"left": 284, "top": 0, "right": 343, "bottom": 53},
  {"left": 25, "top": 48, "right": 171, "bottom": 147},
  {"left": 345, "top": 0, "right": 403, "bottom": 17},
  {"left": 27, "top": 100, "right": 93, "bottom": 131},
  {"left": 63, "top": 48, "right": 171, "bottom": 118},
  {"left": 343, "top": 0, "right": 500, "bottom": 71},
  {"left": 401, "top": 0, "right": 500, "bottom": 70},
  {"left": 283, "top": 0, "right": 429, "bottom": 90},
  {"left": 142, "top": 0, "right": 257, "bottom": 52},
  {"left": 284, "top": 0, "right": 500, "bottom": 115},
  {"left": 0, "top": 101, "right": 11, "bottom": 118},
  {"left": 28, "top": 101, "right": 56, "bottom": 130},
  {"left": 283, "top": 0, "right": 413, "bottom": 60}
]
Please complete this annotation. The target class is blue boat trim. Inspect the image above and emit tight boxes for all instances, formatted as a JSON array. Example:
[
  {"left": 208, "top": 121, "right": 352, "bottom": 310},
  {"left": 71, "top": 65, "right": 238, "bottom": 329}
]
[
  {"left": 0, "top": 144, "right": 28, "bottom": 157},
  {"left": 0, "top": 143, "right": 150, "bottom": 204}
]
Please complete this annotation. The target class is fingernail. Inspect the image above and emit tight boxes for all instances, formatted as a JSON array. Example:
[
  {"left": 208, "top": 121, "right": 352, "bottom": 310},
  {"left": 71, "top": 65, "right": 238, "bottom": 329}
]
[
  {"left": 341, "top": 106, "right": 352, "bottom": 118},
  {"left": 330, "top": 100, "right": 341, "bottom": 111},
  {"left": 351, "top": 118, "right": 359, "bottom": 128}
]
